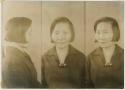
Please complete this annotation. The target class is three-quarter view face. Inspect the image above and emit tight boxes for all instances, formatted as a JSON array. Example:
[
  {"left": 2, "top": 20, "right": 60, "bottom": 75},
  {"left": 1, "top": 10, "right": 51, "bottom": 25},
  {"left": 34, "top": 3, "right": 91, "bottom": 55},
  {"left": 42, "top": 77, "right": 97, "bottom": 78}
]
[
  {"left": 94, "top": 17, "right": 120, "bottom": 48},
  {"left": 95, "top": 22, "right": 114, "bottom": 47},
  {"left": 1, "top": 1, "right": 124, "bottom": 89}
]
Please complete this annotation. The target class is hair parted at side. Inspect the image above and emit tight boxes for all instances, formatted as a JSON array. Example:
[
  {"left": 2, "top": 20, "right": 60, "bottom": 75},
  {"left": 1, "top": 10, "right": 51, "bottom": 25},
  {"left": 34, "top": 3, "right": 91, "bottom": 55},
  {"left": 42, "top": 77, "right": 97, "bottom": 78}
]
[
  {"left": 94, "top": 17, "right": 120, "bottom": 41},
  {"left": 50, "top": 17, "right": 75, "bottom": 43},
  {"left": 5, "top": 17, "right": 32, "bottom": 43}
]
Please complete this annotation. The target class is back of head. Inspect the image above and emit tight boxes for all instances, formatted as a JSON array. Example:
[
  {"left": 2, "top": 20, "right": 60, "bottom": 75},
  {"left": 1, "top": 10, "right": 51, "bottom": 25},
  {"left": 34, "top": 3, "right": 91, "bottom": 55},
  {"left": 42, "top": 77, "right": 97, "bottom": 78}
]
[{"left": 5, "top": 17, "right": 32, "bottom": 43}]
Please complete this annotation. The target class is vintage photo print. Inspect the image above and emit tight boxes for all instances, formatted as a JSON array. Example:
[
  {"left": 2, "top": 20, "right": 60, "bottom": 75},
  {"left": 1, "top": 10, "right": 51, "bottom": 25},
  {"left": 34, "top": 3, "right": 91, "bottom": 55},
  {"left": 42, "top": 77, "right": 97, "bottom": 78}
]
[{"left": 1, "top": 1, "right": 124, "bottom": 89}]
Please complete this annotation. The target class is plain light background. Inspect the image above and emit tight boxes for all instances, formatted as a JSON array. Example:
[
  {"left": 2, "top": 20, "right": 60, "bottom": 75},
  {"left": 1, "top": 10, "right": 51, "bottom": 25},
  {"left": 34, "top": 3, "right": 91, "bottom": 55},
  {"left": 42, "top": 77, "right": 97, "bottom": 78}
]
[{"left": 2, "top": 1, "right": 124, "bottom": 82}]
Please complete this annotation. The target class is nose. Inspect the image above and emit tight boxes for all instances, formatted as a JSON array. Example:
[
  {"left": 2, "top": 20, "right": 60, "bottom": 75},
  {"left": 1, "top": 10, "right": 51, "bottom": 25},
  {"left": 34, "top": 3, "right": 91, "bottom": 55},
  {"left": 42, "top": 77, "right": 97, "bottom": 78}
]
[
  {"left": 58, "top": 33, "right": 65, "bottom": 39},
  {"left": 99, "top": 34, "right": 104, "bottom": 39}
]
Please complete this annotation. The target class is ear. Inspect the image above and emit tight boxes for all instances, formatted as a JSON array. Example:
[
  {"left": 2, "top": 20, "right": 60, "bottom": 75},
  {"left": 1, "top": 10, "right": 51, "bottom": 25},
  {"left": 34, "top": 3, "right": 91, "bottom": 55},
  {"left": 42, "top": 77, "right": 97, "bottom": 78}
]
[
  {"left": 50, "top": 34, "right": 54, "bottom": 43},
  {"left": 94, "top": 39, "right": 98, "bottom": 43},
  {"left": 51, "top": 39, "right": 54, "bottom": 43},
  {"left": 94, "top": 34, "right": 98, "bottom": 43}
]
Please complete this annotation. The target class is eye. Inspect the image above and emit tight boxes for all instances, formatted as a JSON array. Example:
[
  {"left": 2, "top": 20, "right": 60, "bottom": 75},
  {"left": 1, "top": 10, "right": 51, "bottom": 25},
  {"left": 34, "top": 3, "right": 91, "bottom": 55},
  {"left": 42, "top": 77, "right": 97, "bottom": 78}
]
[
  {"left": 96, "top": 31, "right": 100, "bottom": 34},
  {"left": 103, "top": 31, "right": 109, "bottom": 34},
  {"left": 63, "top": 31, "right": 67, "bottom": 34}
]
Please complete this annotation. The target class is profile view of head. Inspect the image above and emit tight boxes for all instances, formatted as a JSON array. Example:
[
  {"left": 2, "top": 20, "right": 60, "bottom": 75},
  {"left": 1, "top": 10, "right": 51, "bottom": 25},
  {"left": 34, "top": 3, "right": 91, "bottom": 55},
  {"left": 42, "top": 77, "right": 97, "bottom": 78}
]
[{"left": 5, "top": 17, "right": 32, "bottom": 43}]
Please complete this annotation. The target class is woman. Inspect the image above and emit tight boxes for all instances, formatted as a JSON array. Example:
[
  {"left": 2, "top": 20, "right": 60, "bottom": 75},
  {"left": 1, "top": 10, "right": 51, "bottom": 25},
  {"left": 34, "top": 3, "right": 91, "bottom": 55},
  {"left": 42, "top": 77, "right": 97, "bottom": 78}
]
[
  {"left": 2, "top": 17, "right": 41, "bottom": 88},
  {"left": 87, "top": 17, "right": 124, "bottom": 88},
  {"left": 41, "top": 17, "right": 87, "bottom": 88}
]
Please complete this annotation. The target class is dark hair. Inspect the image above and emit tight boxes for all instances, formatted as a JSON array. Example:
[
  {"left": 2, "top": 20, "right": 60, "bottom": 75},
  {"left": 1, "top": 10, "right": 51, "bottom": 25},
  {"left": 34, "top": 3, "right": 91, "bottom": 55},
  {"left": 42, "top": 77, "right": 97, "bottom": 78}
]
[
  {"left": 5, "top": 17, "right": 32, "bottom": 43},
  {"left": 50, "top": 17, "right": 75, "bottom": 42},
  {"left": 94, "top": 17, "right": 120, "bottom": 41}
]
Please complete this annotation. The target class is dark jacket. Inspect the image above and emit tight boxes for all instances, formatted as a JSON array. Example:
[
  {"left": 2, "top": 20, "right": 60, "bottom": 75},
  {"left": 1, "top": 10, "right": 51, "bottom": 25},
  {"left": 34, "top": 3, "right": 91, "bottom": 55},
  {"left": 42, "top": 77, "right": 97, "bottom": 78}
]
[
  {"left": 2, "top": 46, "right": 42, "bottom": 88},
  {"left": 41, "top": 45, "right": 87, "bottom": 88},
  {"left": 87, "top": 44, "right": 124, "bottom": 88}
]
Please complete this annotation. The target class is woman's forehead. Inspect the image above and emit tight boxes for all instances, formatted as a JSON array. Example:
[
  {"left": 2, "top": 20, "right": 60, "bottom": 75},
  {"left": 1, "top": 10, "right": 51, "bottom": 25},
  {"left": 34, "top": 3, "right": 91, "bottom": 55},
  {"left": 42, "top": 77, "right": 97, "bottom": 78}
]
[
  {"left": 97, "top": 22, "right": 112, "bottom": 28},
  {"left": 97, "top": 22, "right": 112, "bottom": 30},
  {"left": 54, "top": 23, "right": 71, "bottom": 31},
  {"left": 55, "top": 22, "right": 70, "bottom": 27}
]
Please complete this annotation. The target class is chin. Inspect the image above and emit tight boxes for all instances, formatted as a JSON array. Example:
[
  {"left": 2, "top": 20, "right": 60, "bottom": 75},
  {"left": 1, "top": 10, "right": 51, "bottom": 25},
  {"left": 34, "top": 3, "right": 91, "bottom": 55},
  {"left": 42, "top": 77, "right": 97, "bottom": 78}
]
[
  {"left": 100, "top": 45, "right": 109, "bottom": 48},
  {"left": 56, "top": 44, "right": 69, "bottom": 49},
  {"left": 58, "top": 45, "right": 67, "bottom": 48},
  {"left": 99, "top": 43, "right": 114, "bottom": 48}
]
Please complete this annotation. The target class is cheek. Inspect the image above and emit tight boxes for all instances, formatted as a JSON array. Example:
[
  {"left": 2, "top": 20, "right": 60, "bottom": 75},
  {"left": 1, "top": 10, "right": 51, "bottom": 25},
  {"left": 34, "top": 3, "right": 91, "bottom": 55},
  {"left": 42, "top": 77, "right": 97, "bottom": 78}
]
[
  {"left": 106, "top": 33, "right": 113, "bottom": 40},
  {"left": 95, "top": 33, "right": 99, "bottom": 40},
  {"left": 51, "top": 33, "right": 58, "bottom": 42},
  {"left": 66, "top": 33, "right": 72, "bottom": 40},
  {"left": 51, "top": 34, "right": 55, "bottom": 41},
  {"left": 65, "top": 36, "right": 71, "bottom": 42}
]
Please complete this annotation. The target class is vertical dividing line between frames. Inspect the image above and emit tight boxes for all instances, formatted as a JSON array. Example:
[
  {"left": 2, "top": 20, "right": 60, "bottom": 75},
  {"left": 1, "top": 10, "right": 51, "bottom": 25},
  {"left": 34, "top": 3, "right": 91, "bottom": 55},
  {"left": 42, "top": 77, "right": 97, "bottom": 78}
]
[
  {"left": 40, "top": 1, "right": 42, "bottom": 83},
  {"left": 0, "top": 1, "right": 2, "bottom": 86},
  {"left": 83, "top": 1, "right": 86, "bottom": 55},
  {"left": 0, "top": 1, "right": 1, "bottom": 87}
]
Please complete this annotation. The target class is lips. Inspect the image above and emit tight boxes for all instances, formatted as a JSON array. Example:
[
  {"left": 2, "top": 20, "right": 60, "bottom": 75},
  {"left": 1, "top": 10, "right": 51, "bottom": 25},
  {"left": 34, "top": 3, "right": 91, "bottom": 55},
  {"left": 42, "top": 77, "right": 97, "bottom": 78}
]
[
  {"left": 56, "top": 39, "right": 66, "bottom": 42},
  {"left": 98, "top": 39, "right": 109, "bottom": 43}
]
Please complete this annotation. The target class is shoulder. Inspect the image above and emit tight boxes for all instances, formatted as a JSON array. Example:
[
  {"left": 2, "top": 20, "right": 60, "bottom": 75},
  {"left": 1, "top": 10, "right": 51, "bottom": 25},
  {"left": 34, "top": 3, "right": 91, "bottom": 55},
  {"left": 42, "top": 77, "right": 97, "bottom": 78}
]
[
  {"left": 41, "top": 47, "right": 57, "bottom": 63},
  {"left": 42, "top": 47, "right": 56, "bottom": 57},
  {"left": 70, "top": 45, "right": 86, "bottom": 57},
  {"left": 115, "top": 44, "right": 124, "bottom": 54},
  {"left": 69, "top": 46, "right": 86, "bottom": 63},
  {"left": 88, "top": 47, "right": 101, "bottom": 57},
  {"left": 114, "top": 45, "right": 124, "bottom": 62},
  {"left": 4, "top": 47, "right": 29, "bottom": 65},
  {"left": 6, "top": 46, "right": 25, "bottom": 57},
  {"left": 87, "top": 47, "right": 102, "bottom": 64}
]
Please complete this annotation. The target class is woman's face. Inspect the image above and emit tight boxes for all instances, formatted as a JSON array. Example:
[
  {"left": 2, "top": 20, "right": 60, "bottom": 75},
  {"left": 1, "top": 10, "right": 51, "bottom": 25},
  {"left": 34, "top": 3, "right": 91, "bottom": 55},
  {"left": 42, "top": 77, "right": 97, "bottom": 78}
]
[
  {"left": 95, "top": 22, "right": 114, "bottom": 48},
  {"left": 51, "top": 23, "right": 72, "bottom": 48}
]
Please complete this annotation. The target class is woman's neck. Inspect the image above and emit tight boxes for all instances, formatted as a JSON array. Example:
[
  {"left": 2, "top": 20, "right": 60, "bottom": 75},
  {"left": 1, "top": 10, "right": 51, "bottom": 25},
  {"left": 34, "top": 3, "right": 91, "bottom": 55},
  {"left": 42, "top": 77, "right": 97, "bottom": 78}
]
[
  {"left": 102, "top": 44, "right": 115, "bottom": 51},
  {"left": 56, "top": 45, "right": 69, "bottom": 52},
  {"left": 5, "top": 41, "right": 28, "bottom": 48},
  {"left": 56, "top": 45, "right": 69, "bottom": 65},
  {"left": 102, "top": 44, "right": 116, "bottom": 66}
]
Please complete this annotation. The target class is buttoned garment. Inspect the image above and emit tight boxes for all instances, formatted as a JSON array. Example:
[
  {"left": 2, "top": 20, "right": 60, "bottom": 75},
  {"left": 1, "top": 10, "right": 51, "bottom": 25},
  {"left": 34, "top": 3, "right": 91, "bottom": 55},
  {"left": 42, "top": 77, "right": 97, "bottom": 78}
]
[
  {"left": 41, "top": 45, "right": 87, "bottom": 88},
  {"left": 87, "top": 44, "right": 124, "bottom": 88}
]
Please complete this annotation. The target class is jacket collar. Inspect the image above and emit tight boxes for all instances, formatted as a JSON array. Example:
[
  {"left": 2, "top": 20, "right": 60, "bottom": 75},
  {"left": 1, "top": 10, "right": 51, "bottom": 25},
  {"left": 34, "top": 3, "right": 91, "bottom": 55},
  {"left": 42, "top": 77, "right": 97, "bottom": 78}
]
[
  {"left": 4, "top": 41, "right": 30, "bottom": 56},
  {"left": 46, "top": 45, "right": 78, "bottom": 56},
  {"left": 93, "top": 44, "right": 123, "bottom": 56}
]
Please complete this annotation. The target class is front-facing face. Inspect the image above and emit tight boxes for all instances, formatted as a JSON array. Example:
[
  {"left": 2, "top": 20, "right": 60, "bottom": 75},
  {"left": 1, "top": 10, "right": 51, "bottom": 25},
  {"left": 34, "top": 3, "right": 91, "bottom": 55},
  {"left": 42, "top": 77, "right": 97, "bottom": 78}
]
[
  {"left": 95, "top": 22, "right": 114, "bottom": 48},
  {"left": 51, "top": 22, "right": 72, "bottom": 48}
]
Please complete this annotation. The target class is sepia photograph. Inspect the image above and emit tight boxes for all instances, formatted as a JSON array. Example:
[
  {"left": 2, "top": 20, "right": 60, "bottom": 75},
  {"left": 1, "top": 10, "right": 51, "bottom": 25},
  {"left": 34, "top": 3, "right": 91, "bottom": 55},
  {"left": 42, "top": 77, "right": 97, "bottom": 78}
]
[{"left": 1, "top": 1, "right": 124, "bottom": 89}]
